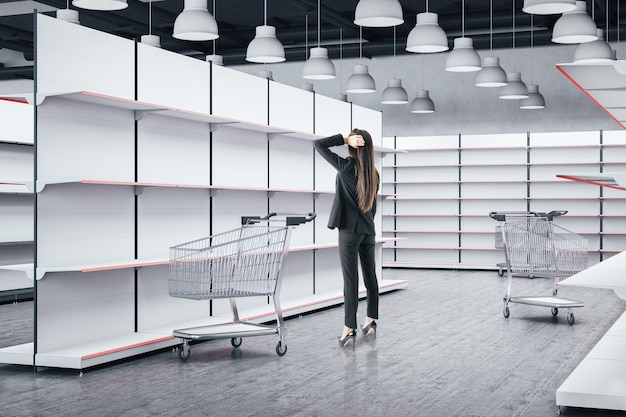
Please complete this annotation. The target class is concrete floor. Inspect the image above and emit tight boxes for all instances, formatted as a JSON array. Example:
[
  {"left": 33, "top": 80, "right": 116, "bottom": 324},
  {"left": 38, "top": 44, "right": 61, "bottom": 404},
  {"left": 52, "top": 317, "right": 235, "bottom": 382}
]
[{"left": 1, "top": 268, "right": 625, "bottom": 417}]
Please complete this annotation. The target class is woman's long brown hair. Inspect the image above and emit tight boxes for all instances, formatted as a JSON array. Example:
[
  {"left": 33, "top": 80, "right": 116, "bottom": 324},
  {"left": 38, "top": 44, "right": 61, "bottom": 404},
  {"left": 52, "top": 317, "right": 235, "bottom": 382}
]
[{"left": 348, "top": 128, "right": 378, "bottom": 212}]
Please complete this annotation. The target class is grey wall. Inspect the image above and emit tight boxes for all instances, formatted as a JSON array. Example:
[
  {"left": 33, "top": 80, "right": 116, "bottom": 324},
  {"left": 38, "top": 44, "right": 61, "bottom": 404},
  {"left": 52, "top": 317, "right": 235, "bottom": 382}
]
[{"left": 233, "top": 42, "right": 623, "bottom": 137}]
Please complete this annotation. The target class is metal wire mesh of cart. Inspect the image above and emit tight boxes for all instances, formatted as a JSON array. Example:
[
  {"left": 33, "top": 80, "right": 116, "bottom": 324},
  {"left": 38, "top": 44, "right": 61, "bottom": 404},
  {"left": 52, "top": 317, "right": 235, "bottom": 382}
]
[
  {"left": 169, "top": 224, "right": 290, "bottom": 300},
  {"left": 503, "top": 217, "right": 588, "bottom": 278}
]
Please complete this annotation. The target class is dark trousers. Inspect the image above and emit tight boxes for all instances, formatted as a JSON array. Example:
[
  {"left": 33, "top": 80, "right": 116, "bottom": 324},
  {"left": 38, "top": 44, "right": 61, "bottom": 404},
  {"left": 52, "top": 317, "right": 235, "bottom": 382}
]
[{"left": 338, "top": 230, "right": 379, "bottom": 329}]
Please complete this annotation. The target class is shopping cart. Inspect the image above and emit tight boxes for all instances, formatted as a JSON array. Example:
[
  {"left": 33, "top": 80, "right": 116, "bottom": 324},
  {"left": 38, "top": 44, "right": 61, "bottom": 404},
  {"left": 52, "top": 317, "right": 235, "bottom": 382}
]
[
  {"left": 489, "top": 211, "right": 588, "bottom": 325},
  {"left": 492, "top": 210, "right": 569, "bottom": 277},
  {"left": 169, "top": 212, "right": 315, "bottom": 361}
]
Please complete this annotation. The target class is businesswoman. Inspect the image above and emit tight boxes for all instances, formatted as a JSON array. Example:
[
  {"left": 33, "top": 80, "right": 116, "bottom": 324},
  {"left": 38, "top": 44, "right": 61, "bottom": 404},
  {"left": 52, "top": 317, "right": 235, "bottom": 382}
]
[{"left": 314, "top": 129, "right": 379, "bottom": 349}]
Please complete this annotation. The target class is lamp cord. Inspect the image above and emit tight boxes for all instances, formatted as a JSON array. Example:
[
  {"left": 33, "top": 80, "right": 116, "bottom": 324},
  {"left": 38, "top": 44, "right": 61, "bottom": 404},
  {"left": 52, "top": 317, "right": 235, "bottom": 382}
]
[
  {"left": 462, "top": 0, "right": 465, "bottom": 37},
  {"left": 264, "top": 0, "right": 267, "bottom": 26},
  {"left": 317, "top": 0, "right": 321, "bottom": 47},
  {"left": 489, "top": 0, "right": 493, "bottom": 54}
]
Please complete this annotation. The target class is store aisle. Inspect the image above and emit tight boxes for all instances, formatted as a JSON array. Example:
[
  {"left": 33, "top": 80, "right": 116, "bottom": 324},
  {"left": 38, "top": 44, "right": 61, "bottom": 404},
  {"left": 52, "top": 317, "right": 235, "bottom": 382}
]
[{"left": 1, "top": 269, "right": 624, "bottom": 417}]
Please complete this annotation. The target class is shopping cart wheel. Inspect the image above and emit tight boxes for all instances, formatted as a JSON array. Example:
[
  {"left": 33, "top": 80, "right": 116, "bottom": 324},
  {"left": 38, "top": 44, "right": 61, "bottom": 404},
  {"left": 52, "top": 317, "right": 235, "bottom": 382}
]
[
  {"left": 178, "top": 344, "right": 190, "bottom": 362},
  {"left": 551, "top": 308, "right": 559, "bottom": 316},
  {"left": 276, "top": 341, "right": 287, "bottom": 356},
  {"left": 231, "top": 337, "right": 242, "bottom": 348},
  {"left": 567, "top": 312, "right": 575, "bottom": 325},
  {"left": 503, "top": 306, "right": 510, "bottom": 318},
  {"left": 497, "top": 268, "right": 504, "bottom": 277}
]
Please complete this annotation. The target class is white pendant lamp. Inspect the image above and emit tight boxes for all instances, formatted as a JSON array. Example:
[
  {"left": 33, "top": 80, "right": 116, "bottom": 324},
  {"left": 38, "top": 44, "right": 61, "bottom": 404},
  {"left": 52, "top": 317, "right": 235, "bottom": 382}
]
[
  {"left": 406, "top": 10, "right": 448, "bottom": 53},
  {"left": 72, "top": 0, "right": 126, "bottom": 11},
  {"left": 381, "top": 78, "right": 409, "bottom": 104},
  {"left": 446, "top": 38, "right": 481, "bottom": 72},
  {"left": 302, "top": 0, "right": 335, "bottom": 80},
  {"left": 411, "top": 90, "right": 435, "bottom": 113},
  {"left": 173, "top": 0, "right": 219, "bottom": 41},
  {"left": 446, "top": 0, "right": 480, "bottom": 72},
  {"left": 206, "top": 54, "right": 223, "bottom": 65},
  {"left": 574, "top": 29, "right": 614, "bottom": 63},
  {"left": 303, "top": 47, "right": 335, "bottom": 79},
  {"left": 246, "top": 0, "right": 285, "bottom": 63},
  {"left": 57, "top": 0, "right": 80, "bottom": 24},
  {"left": 475, "top": 56, "right": 508, "bottom": 87},
  {"left": 521, "top": 16, "right": 545, "bottom": 110},
  {"left": 141, "top": 1, "right": 161, "bottom": 48},
  {"left": 500, "top": 1, "right": 527, "bottom": 99},
  {"left": 346, "top": 26, "right": 375, "bottom": 93},
  {"left": 246, "top": 26, "right": 285, "bottom": 63},
  {"left": 522, "top": 0, "right": 576, "bottom": 14},
  {"left": 499, "top": 72, "right": 529, "bottom": 99},
  {"left": 475, "top": 0, "right": 507, "bottom": 87},
  {"left": 346, "top": 64, "right": 376, "bottom": 93},
  {"left": 552, "top": 1, "right": 598, "bottom": 44},
  {"left": 354, "top": 0, "right": 404, "bottom": 27},
  {"left": 520, "top": 85, "right": 546, "bottom": 109},
  {"left": 381, "top": 27, "right": 408, "bottom": 104}
]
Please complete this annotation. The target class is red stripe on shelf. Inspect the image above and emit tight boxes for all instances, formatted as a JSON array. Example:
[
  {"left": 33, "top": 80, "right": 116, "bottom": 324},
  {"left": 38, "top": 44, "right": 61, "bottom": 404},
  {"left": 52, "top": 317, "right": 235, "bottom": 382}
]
[
  {"left": 82, "top": 261, "right": 169, "bottom": 272},
  {"left": 81, "top": 335, "right": 174, "bottom": 360},
  {"left": 0, "top": 97, "right": 28, "bottom": 104},
  {"left": 556, "top": 174, "right": 626, "bottom": 192},
  {"left": 556, "top": 65, "right": 626, "bottom": 131}
]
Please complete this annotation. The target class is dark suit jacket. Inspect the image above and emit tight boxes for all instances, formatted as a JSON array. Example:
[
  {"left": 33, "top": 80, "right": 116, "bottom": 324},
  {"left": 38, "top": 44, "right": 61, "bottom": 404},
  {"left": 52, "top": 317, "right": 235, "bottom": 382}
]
[{"left": 314, "top": 134, "right": 378, "bottom": 235}]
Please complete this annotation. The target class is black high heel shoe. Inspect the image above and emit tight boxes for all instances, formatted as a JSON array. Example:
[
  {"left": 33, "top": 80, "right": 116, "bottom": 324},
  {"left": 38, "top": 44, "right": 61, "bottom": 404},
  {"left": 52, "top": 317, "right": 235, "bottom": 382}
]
[
  {"left": 361, "top": 320, "right": 377, "bottom": 336},
  {"left": 337, "top": 329, "right": 356, "bottom": 349}
]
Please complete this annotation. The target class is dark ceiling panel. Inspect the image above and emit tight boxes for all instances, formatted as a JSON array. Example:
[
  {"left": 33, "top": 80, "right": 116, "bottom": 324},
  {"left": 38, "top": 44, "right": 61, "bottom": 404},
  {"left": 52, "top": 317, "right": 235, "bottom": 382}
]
[{"left": 0, "top": 0, "right": 624, "bottom": 80}]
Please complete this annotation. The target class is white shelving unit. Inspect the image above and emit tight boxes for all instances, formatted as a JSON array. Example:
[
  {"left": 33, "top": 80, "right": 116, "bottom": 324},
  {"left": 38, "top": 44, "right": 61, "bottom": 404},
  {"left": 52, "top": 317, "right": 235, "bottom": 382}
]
[
  {"left": 555, "top": 165, "right": 626, "bottom": 412},
  {"left": 0, "top": 98, "right": 34, "bottom": 300},
  {"left": 0, "top": 14, "right": 407, "bottom": 369},
  {"left": 381, "top": 131, "right": 626, "bottom": 270}
]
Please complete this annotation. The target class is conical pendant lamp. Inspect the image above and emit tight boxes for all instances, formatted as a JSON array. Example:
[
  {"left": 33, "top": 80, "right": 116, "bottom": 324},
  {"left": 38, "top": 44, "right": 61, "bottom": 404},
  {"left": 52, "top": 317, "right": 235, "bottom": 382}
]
[
  {"left": 475, "top": 0, "right": 507, "bottom": 87},
  {"left": 445, "top": 0, "right": 480, "bottom": 72},
  {"left": 552, "top": 1, "right": 598, "bottom": 44},
  {"left": 411, "top": 90, "right": 435, "bottom": 113},
  {"left": 346, "top": 26, "right": 375, "bottom": 93},
  {"left": 73, "top": 0, "right": 126, "bottom": 11},
  {"left": 246, "top": 0, "right": 285, "bottom": 63},
  {"left": 57, "top": 1, "right": 80, "bottom": 24},
  {"left": 521, "top": 15, "right": 545, "bottom": 110},
  {"left": 499, "top": 0, "right": 527, "bottom": 99},
  {"left": 141, "top": 1, "right": 161, "bottom": 48},
  {"left": 522, "top": 0, "right": 576, "bottom": 14},
  {"left": 173, "top": 0, "right": 219, "bottom": 41},
  {"left": 406, "top": 10, "right": 448, "bottom": 53},
  {"left": 302, "top": 0, "right": 335, "bottom": 80},
  {"left": 381, "top": 27, "right": 408, "bottom": 104},
  {"left": 520, "top": 85, "right": 546, "bottom": 109},
  {"left": 574, "top": 29, "right": 614, "bottom": 63},
  {"left": 354, "top": 0, "right": 403, "bottom": 27}
]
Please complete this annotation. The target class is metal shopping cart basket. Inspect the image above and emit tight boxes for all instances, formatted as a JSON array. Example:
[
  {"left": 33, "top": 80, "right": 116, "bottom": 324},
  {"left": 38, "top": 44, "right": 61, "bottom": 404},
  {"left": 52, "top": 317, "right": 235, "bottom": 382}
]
[
  {"left": 489, "top": 211, "right": 588, "bottom": 325},
  {"left": 169, "top": 212, "right": 315, "bottom": 361}
]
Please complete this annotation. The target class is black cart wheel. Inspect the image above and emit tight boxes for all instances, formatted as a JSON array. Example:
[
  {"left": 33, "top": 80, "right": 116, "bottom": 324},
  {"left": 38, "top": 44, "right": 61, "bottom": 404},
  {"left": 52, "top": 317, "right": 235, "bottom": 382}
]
[
  {"left": 551, "top": 307, "right": 559, "bottom": 316},
  {"left": 178, "top": 345, "right": 190, "bottom": 361},
  {"left": 498, "top": 269, "right": 504, "bottom": 277},
  {"left": 231, "top": 337, "right": 243, "bottom": 348},
  {"left": 568, "top": 313, "right": 575, "bottom": 325},
  {"left": 503, "top": 306, "right": 510, "bottom": 318},
  {"left": 276, "top": 341, "right": 287, "bottom": 356}
]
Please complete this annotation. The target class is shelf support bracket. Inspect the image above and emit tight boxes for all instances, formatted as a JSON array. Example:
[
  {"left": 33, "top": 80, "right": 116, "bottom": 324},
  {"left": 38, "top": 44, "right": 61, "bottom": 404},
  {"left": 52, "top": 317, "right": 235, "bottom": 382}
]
[
  {"left": 209, "top": 189, "right": 219, "bottom": 197},
  {"left": 134, "top": 185, "right": 144, "bottom": 196},
  {"left": 134, "top": 109, "right": 165, "bottom": 121},
  {"left": 267, "top": 191, "right": 276, "bottom": 198}
]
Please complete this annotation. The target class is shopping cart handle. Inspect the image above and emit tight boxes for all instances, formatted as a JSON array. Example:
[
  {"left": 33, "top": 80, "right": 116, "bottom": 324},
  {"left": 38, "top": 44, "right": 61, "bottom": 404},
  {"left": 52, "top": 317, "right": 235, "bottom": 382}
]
[
  {"left": 286, "top": 213, "right": 316, "bottom": 226},
  {"left": 241, "top": 213, "right": 316, "bottom": 225}
]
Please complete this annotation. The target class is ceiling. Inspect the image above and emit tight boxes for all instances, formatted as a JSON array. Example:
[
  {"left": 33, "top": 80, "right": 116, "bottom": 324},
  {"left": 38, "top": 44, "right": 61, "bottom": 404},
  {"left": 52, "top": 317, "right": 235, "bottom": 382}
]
[{"left": 0, "top": 0, "right": 624, "bottom": 81}]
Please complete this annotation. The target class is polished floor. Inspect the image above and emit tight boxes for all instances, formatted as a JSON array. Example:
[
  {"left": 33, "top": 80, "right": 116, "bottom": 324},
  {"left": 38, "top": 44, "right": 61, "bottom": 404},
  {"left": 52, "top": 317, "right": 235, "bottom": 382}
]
[{"left": 1, "top": 268, "right": 625, "bottom": 417}]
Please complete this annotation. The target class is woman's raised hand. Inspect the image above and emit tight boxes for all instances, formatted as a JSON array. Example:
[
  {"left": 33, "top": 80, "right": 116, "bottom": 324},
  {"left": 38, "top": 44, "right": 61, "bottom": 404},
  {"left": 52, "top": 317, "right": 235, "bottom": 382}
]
[{"left": 346, "top": 134, "right": 365, "bottom": 148}]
